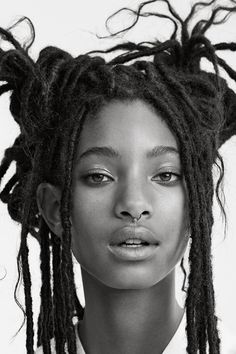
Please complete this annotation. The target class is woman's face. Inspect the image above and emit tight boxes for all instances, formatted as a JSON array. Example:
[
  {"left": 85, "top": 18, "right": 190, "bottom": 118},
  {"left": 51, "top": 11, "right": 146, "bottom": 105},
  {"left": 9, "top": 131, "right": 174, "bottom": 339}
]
[{"left": 71, "top": 99, "right": 189, "bottom": 289}]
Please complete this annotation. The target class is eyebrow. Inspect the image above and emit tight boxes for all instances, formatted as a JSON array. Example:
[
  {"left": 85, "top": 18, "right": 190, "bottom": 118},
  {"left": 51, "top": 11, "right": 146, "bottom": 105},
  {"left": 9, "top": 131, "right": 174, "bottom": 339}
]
[{"left": 77, "top": 145, "right": 179, "bottom": 162}]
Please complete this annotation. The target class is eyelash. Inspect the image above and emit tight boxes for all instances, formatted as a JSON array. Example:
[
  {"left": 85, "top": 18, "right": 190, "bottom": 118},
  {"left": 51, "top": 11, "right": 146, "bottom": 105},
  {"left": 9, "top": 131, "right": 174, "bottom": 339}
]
[{"left": 83, "top": 171, "right": 182, "bottom": 186}]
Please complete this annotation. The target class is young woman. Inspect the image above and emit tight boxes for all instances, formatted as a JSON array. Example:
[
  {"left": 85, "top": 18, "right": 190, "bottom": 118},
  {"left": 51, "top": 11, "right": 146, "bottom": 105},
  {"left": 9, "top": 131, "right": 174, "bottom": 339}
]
[{"left": 0, "top": 0, "right": 236, "bottom": 353}]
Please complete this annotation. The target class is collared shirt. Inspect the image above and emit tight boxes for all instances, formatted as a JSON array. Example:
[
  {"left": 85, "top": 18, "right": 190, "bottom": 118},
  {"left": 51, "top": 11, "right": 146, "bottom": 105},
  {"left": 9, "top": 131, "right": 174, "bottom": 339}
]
[{"left": 35, "top": 311, "right": 236, "bottom": 353}]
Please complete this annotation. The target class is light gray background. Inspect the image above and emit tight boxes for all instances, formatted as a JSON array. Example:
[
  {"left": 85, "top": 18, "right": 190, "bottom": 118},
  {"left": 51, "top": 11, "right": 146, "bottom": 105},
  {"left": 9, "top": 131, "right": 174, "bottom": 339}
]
[{"left": 0, "top": 1, "right": 235, "bottom": 353}]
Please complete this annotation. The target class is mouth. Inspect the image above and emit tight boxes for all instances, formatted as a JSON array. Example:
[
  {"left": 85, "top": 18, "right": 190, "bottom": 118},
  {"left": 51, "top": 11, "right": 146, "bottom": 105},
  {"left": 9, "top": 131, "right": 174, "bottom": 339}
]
[
  {"left": 118, "top": 240, "right": 150, "bottom": 247},
  {"left": 108, "top": 243, "right": 159, "bottom": 261},
  {"left": 109, "top": 226, "right": 159, "bottom": 246},
  {"left": 108, "top": 226, "right": 159, "bottom": 261}
]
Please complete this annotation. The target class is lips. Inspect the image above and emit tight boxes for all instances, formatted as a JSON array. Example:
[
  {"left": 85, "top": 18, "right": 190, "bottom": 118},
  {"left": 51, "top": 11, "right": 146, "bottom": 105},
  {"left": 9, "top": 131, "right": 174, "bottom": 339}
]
[{"left": 109, "top": 226, "right": 159, "bottom": 246}]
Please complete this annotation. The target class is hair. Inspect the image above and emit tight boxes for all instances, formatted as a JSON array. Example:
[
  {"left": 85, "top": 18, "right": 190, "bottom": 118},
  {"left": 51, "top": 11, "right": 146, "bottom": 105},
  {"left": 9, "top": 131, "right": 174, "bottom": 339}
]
[{"left": 1, "top": 1, "right": 236, "bottom": 353}]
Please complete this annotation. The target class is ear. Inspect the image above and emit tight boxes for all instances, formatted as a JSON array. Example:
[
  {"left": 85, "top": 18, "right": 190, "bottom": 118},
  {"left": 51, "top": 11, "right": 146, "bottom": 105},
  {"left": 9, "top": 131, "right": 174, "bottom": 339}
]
[{"left": 36, "top": 183, "right": 63, "bottom": 238}]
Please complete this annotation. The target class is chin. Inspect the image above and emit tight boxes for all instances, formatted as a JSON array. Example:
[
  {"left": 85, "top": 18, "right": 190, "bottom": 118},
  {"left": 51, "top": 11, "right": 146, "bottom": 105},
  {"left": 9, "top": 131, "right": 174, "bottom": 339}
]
[{"left": 96, "top": 269, "right": 163, "bottom": 290}]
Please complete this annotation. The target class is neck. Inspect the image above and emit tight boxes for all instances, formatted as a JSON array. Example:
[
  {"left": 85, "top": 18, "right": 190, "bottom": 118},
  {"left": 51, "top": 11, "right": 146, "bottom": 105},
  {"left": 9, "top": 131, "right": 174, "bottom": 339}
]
[{"left": 78, "top": 268, "right": 184, "bottom": 354}]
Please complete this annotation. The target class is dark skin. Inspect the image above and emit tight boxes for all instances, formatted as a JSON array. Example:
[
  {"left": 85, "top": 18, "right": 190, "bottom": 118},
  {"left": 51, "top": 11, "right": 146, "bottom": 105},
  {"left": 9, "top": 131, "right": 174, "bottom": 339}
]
[
  {"left": 37, "top": 99, "right": 189, "bottom": 354},
  {"left": 78, "top": 268, "right": 184, "bottom": 354}
]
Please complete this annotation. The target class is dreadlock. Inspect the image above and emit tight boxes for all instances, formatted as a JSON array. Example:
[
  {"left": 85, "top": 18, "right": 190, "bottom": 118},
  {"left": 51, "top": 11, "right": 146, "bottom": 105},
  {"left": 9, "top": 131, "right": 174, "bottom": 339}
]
[{"left": 1, "top": 1, "right": 236, "bottom": 353}]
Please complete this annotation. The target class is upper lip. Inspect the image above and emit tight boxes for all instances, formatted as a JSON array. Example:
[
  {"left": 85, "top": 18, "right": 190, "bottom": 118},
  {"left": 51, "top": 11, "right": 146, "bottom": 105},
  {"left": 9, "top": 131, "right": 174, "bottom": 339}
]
[{"left": 109, "top": 226, "right": 159, "bottom": 246}]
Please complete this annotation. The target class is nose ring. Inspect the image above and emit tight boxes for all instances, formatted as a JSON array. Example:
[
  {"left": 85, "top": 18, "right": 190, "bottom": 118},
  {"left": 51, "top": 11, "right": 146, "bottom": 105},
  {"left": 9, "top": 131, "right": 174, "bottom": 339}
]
[{"left": 131, "top": 215, "right": 141, "bottom": 223}]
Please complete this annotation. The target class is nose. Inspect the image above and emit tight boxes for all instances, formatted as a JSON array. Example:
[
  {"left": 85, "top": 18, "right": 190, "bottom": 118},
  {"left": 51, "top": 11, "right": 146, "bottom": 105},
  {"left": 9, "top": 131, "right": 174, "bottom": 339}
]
[{"left": 114, "top": 179, "right": 153, "bottom": 222}]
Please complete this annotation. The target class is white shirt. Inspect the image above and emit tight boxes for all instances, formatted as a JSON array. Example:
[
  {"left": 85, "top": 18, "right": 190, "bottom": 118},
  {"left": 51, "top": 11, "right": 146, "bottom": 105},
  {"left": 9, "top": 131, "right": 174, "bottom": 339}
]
[{"left": 35, "top": 310, "right": 236, "bottom": 353}]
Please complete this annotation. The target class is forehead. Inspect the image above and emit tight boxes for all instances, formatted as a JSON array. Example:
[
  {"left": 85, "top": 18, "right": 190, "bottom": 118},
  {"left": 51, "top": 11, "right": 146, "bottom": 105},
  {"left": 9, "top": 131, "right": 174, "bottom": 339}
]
[{"left": 77, "top": 99, "right": 178, "bottom": 154}]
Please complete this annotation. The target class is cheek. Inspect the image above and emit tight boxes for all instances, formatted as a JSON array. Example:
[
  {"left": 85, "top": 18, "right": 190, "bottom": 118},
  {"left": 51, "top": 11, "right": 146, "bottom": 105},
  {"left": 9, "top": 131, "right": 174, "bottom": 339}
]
[
  {"left": 156, "top": 187, "right": 189, "bottom": 254},
  {"left": 160, "top": 188, "right": 189, "bottom": 263},
  {"left": 71, "top": 188, "right": 109, "bottom": 232},
  {"left": 70, "top": 189, "right": 108, "bottom": 258},
  {"left": 72, "top": 182, "right": 110, "bottom": 217},
  {"left": 158, "top": 186, "right": 187, "bottom": 228}
]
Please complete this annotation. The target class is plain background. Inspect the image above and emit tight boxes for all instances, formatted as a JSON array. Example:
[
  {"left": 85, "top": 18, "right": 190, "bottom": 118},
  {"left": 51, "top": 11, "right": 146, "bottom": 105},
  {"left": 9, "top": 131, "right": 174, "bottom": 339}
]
[{"left": 0, "top": 1, "right": 235, "bottom": 353}]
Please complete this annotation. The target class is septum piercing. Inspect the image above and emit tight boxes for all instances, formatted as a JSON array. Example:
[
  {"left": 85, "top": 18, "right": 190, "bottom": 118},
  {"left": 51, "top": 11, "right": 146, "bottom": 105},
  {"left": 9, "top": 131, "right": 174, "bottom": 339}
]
[{"left": 131, "top": 215, "right": 141, "bottom": 223}]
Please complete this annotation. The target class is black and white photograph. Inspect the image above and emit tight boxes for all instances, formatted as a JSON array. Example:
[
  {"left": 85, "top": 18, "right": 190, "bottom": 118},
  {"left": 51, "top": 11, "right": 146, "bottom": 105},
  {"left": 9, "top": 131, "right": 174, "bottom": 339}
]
[{"left": 0, "top": 1, "right": 236, "bottom": 353}]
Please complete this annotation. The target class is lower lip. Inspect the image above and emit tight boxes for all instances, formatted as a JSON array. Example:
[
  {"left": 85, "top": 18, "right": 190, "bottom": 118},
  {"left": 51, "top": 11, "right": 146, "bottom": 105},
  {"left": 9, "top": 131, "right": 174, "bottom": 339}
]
[{"left": 108, "top": 244, "right": 159, "bottom": 261}]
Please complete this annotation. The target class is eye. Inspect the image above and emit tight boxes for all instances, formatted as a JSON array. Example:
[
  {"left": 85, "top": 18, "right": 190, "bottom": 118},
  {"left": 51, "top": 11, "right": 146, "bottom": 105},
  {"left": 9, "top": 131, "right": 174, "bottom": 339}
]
[
  {"left": 153, "top": 172, "right": 182, "bottom": 185},
  {"left": 83, "top": 173, "right": 112, "bottom": 185}
]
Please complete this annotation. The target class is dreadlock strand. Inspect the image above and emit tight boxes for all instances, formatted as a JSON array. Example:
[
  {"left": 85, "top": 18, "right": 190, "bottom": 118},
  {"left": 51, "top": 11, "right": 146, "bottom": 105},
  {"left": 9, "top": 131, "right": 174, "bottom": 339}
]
[
  {"left": 177, "top": 139, "right": 204, "bottom": 352},
  {"left": 198, "top": 5, "right": 236, "bottom": 35},
  {"left": 0, "top": 173, "right": 18, "bottom": 203},
  {"left": 57, "top": 55, "right": 90, "bottom": 104},
  {"left": 51, "top": 232, "right": 67, "bottom": 354},
  {"left": 102, "top": 0, "right": 159, "bottom": 39},
  {"left": 19, "top": 143, "right": 46, "bottom": 353},
  {"left": 0, "top": 156, "right": 11, "bottom": 182},
  {"left": 59, "top": 108, "right": 87, "bottom": 353},
  {"left": 19, "top": 231, "right": 34, "bottom": 353},
  {"left": 38, "top": 218, "right": 53, "bottom": 354},
  {"left": 62, "top": 56, "right": 106, "bottom": 108},
  {"left": 109, "top": 40, "right": 181, "bottom": 65}
]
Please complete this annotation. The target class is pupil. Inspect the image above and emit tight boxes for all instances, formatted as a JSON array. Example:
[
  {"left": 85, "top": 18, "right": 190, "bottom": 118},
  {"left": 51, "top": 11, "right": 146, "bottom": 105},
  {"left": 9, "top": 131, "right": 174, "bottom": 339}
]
[
  {"left": 92, "top": 174, "right": 103, "bottom": 182},
  {"left": 161, "top": 173, "right": 171, "bottom": 181}
]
